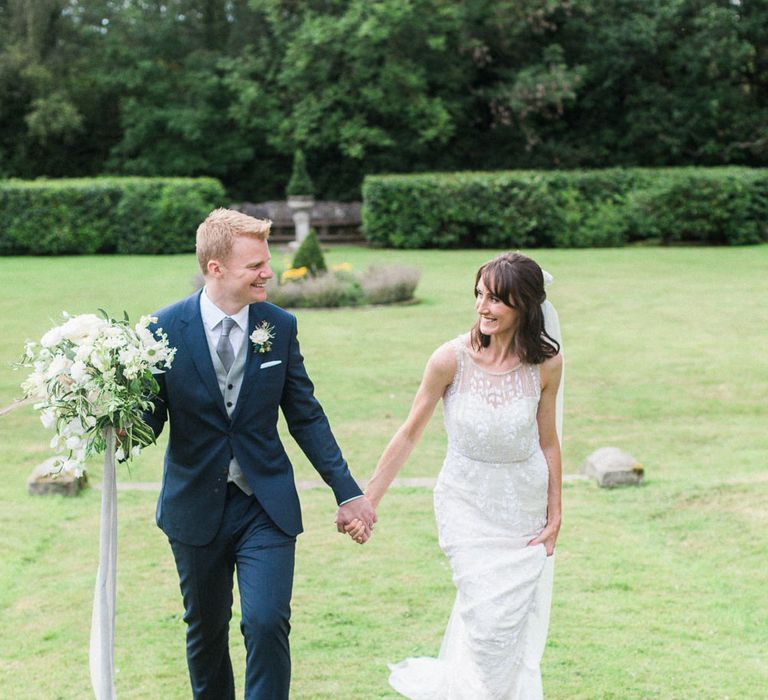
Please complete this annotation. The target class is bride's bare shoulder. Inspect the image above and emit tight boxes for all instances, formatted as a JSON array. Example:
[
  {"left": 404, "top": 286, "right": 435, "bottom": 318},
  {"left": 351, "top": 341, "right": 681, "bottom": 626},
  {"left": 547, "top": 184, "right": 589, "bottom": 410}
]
[
  {"left": 541, "top": 352, "right": 563, "bottom": 371},
  {"left": 426, "top": 339, "right": 460, "bottom": 382},
  {"left": 540, "top": 352, "right": 563, "bottom": 389}
]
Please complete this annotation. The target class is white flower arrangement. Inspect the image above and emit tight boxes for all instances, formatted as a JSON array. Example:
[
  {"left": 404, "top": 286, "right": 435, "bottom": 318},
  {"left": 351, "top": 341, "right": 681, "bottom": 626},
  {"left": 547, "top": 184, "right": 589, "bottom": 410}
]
[
  {"left": 249, "top": 321, "right": 275, "bottom": 354},
  {"left": 19, "top": 310, "right": 176, "bottom": 477}
]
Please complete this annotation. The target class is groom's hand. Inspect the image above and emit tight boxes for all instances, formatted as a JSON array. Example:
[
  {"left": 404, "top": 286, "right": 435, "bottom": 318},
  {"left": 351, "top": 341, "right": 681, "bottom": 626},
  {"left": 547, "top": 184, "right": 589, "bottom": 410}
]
[{"left": 335, "top": 496, "right": 376, "bottom": 543}]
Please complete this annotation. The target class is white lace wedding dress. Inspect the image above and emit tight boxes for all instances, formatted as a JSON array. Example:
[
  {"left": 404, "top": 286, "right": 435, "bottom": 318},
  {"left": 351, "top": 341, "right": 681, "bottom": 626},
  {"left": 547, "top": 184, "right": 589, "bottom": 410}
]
[{"left": 389, "top": 336, "right": 555, "bottom": 700}]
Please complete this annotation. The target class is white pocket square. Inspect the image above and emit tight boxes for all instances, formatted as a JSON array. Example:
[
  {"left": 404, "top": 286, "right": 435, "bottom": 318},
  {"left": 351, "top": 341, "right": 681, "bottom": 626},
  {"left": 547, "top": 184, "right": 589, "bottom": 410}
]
[{"left": 260, "top": 360, "right": 282, "bottom": 369}]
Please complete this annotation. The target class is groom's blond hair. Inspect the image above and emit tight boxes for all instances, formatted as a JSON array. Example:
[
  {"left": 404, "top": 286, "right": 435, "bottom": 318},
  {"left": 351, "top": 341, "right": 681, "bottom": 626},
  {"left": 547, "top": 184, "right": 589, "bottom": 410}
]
[{"left": 196, "top": 208, "right": 271, "bottom": 274}]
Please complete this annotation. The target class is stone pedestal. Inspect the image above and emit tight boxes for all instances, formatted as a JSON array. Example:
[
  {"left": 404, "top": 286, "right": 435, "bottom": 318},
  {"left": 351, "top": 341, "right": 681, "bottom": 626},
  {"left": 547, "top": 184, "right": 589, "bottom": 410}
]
[
  {"left": 581, "top": 447, "right": 644, "bottom": 488},
  {"left": 27, "top": 458, "right": 88, "bottom": 496},
  {"left": 287, "top": 196, "right": 314, "bottom": 248}
]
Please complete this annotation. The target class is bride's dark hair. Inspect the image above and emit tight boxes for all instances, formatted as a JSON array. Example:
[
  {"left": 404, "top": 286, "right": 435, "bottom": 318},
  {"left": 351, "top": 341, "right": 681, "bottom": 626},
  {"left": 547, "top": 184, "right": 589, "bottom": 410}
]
[{"left": 470, "top": 252, "right": 560, "bottom": 364}]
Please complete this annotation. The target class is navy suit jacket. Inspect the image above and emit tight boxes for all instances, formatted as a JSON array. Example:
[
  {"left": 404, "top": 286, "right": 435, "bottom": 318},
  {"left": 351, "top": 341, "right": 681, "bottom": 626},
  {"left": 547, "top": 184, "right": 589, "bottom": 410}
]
[{"left": 144, "top": 291, "right": 363, "bottom": 546}]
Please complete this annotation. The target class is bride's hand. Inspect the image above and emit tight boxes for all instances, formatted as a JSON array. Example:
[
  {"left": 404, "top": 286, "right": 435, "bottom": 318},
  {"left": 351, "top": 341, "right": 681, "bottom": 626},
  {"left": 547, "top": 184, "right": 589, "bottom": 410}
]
[
  {"left": 527, "top": 518, "right": 561, "bottom": 556},
  {"left": 344, "top": 518, "right": 367, "bottom": 545}
]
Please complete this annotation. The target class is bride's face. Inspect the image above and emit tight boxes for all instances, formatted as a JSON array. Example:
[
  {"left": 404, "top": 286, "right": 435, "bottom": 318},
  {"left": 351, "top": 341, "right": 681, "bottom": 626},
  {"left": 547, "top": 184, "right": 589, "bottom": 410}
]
[{"left": 475, "top": 277, "right": 518, "bottom": 337}]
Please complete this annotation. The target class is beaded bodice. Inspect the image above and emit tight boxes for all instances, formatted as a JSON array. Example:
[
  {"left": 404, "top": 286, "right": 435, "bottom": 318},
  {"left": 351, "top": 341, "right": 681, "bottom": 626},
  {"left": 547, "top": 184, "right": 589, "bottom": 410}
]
[{"left": 443, "top": 336, "right": 541, "bottom": 464}]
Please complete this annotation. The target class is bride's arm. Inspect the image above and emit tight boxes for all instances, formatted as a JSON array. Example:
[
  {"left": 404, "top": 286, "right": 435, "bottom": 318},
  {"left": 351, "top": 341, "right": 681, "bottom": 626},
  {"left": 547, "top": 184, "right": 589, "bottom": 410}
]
[
  {"left": 529, "top": 353, "right": 564, "bottom": 555},
  {"left": 363, "top": 343, "right": 456, "bottom": 509}
]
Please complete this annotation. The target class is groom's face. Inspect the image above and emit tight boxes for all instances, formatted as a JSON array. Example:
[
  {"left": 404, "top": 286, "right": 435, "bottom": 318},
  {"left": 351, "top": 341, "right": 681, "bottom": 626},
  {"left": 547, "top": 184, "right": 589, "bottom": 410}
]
[{"left": 217, "top": 236, "right": 273, "bottom": 307}]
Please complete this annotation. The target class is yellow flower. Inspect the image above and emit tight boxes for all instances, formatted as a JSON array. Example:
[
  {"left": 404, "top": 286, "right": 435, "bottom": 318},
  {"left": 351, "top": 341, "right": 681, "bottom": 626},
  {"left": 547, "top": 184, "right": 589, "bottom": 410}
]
[
  {"left": 281, "top": 266, "right": 309, "bottom": 283},
  {"left": 332, "top": 262, "right": 352, "bottom": 272}
]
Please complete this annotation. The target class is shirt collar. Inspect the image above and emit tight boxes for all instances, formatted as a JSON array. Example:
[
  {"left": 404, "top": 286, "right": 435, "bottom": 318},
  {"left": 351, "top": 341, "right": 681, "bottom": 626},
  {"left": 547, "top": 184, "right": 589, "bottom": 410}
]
[{"left": 200, "top": 288, "right": 249, "bottom": 332}]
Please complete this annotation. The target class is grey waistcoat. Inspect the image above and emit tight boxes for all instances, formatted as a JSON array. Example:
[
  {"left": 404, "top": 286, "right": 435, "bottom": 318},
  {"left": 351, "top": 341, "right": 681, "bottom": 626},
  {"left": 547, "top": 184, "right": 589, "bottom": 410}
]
[{"left": 207, "top": 328, "right": 253, "bottom": 495}]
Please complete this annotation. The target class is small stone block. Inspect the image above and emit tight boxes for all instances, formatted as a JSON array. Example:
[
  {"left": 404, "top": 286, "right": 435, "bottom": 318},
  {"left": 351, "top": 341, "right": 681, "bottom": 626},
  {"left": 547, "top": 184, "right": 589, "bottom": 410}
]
[
  {"left": 580, "top": 447, "right": 644, "bottom": 488},
  {"left": 27, "top": 458, "right": 88, "bottom": 496}
]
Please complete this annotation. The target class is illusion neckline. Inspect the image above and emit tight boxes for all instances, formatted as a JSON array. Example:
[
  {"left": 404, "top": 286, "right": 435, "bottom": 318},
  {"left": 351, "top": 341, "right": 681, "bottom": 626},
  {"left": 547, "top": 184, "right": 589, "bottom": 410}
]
[{"left": 461, "top": 344, "right": 523, "bottom": 376}]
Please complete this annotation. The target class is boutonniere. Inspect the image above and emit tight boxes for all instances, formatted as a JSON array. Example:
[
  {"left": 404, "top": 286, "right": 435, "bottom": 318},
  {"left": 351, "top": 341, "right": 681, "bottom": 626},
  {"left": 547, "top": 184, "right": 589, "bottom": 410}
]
[{"left": 250, "top": 321, "right": 275, "bottom": 354}]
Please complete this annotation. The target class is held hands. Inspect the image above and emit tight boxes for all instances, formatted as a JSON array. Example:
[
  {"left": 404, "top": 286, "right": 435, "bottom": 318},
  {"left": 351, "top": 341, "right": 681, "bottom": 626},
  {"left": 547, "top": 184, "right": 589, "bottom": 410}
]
[
  {"left": 527, "top": 516, "right": 561, "bottom": 556},
  {"left": 344, "top": 518, "right": 368, "bottom": 544},
  {"left": 335, "top": 496, "right": 377, "bottom": 545}
]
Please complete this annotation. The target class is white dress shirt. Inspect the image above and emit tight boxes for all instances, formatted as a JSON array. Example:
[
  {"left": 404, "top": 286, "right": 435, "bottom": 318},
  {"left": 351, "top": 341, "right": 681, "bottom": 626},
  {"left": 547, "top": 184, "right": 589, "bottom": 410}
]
[{"left": 199, "top": 288, "right": 249, "bottom": 355}]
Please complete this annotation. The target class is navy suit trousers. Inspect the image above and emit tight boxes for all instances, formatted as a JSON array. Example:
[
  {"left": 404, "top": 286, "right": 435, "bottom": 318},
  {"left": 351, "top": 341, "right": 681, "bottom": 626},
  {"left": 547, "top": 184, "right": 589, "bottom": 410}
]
[{"left": 169, "top": 483, "right": 296, "bottom": 700}]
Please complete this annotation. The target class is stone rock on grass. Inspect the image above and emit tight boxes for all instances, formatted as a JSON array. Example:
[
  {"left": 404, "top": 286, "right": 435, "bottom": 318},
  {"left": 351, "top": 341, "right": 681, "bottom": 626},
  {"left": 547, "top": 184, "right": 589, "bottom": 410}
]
[
  {"left": 581, "top": 447, "right": 644, "bottom": 488},
  {"left": 27, "top": 457, "right": 88, "bottom": 496}
]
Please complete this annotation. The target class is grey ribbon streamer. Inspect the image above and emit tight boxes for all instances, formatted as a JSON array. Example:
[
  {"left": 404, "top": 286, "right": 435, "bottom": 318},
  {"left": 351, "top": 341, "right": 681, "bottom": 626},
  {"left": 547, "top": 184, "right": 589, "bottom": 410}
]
[
  {"left": 89, "top": 426, "right": 117, "bottom": 699},
  {"left": 0, "top": 397, "right": 33, "bottom": 417}
]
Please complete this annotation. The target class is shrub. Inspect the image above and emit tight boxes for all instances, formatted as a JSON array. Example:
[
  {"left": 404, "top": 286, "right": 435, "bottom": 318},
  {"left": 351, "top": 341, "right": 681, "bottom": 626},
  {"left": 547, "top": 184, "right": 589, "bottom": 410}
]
[
  {"left": 362, "top": 168, "right": 768, "bottom": 248},
  {"left": 292, "top": 229, "right": 327, "bottom": 275},
  {"left": 266, "top": 272, "right": 364, "bottom": 308},
  {"left": 633, "top": 169, "right": 766, "bottom": 245},
  {"left": 115, "top": 178, "right": 225, "bottom": 253},
  {"left": 265, "top": 264, "right": 421, "bottom": 308},
  {"left": 550, "top": 190, "right": 630, "bottom": 248},
  {"left": 0, "top": 177, "right": 225, "bottom": 255},
  {"left": 286, "top": 149, "right": 315, "bottom": 197},
  {"left": 358, "top": 265, "right": 421, "bottom": 304},
  {"left": 0, "top": 179, "right": 121, "bottom": 255}
]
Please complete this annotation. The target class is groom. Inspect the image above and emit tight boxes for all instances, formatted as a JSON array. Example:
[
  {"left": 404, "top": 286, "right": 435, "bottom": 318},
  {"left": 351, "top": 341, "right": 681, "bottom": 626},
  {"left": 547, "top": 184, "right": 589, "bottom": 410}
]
[{"left": 143, "top": 208, "right": 376, "bottom": 699}]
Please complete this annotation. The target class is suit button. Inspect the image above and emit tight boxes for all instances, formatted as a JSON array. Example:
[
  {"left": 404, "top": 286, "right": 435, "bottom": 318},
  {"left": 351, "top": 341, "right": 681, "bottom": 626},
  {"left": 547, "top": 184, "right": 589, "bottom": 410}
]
[
  {"left": 226, "top": 401, "right": 233, "bottom": 407},
  {"left": 213, "top": 488, "right": 219, "bottom": 494},
  {"left": 228, "top": 384, "right": 233, "bottom": 390},
  {"left": 228, "top": 431, "right": 234, "bottom": 437}
]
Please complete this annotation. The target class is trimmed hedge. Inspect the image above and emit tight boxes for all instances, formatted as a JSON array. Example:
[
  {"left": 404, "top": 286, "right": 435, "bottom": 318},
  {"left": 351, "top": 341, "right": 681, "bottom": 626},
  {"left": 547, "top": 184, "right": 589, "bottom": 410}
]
[
  {"left": 0, "top": 177, "right": 226, "bottom": 255},
  {"left": 362, "top": 168, "right": 768, "bottom": 248}
]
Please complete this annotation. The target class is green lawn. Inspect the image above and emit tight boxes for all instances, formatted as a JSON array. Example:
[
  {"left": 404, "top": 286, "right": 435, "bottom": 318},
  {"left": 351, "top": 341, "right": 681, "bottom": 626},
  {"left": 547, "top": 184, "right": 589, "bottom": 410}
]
[{"left": 0, "top": 246, "right": 766, "bottom": 698}]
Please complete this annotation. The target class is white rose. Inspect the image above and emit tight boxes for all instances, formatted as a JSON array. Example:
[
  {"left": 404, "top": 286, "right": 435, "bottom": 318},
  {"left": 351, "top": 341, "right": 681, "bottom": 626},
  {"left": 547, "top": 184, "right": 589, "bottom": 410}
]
[
  {"left": 75, "top": 344, "right": 94, "bottom": 362},
  {"left": 61, "top": 314, "right": 108, "bottom": 344},
  {"left": 70, "top": 361, "right": 88, "bottom": 383},
  {"left": 45, "top": 354, "right": 72, "bottom": 380},
  {"left": 40, "top": 326, "right": 64, "bottom": 348},
  {"left": 250, "top": 328, "right": 270, "bottom": 344}
]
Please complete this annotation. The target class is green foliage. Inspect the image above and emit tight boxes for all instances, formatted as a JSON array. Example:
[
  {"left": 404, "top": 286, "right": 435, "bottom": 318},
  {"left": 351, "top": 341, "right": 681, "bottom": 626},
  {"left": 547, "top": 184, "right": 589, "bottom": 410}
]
[
  {"left": 114, "top": 178, "right": 226, "bottom": 254},
  {"left": 292, "top": 230, "right": 327, "bottom": 275},
  {"left": 627, "top": 169, "right": 768, "bottom": 245},
  {"left": 0, "top": 177, "right": 225, "bottom": 255},
  {"left": 3, "top": 2, "right": 768, "bottom": 201},
  {"left": 286, "top": 150, "right": 315, "bottom": 197},
  {"left": 363, "top": 168, "right": 768, "bottom": 248}
]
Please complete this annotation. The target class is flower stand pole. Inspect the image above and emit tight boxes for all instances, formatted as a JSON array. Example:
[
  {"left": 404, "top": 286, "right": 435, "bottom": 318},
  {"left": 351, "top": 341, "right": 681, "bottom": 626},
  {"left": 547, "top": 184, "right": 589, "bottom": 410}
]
[{"left": 89, "top": 427, "right": 118, "bottom": 700}]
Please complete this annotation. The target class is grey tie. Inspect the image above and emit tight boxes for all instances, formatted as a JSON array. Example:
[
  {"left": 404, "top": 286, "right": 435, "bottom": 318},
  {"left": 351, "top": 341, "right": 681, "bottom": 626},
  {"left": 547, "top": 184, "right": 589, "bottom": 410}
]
[{"left": 216, "top": 317, "right": 236, "bottom": 372}]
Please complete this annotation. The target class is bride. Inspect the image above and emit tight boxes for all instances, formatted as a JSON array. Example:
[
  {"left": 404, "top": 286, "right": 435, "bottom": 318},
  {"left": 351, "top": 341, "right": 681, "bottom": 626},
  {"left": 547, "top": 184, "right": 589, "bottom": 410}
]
[{"left": 347, "top": 252, "right": 563, "bottom": 699}]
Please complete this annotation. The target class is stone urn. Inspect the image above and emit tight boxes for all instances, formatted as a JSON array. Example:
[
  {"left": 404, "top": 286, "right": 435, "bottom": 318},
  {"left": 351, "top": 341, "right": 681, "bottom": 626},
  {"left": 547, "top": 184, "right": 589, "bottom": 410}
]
[{"left": 287, "top": 195, "right": 314, "bottom": 247}]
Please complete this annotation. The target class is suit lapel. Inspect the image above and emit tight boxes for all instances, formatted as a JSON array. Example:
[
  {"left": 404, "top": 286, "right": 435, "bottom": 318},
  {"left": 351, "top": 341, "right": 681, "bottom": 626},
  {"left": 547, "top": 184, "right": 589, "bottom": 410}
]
[
  {"left": 180, "top": 292, "right": 228, "bottom": 418},
  {"left": 230, "top": 304, "right": 266, "bottom": 420}
]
